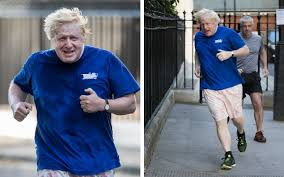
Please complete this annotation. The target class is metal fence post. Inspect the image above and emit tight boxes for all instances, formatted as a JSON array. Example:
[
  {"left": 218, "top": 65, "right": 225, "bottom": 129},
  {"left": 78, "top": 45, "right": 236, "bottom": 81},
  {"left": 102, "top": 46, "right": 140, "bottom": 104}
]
[
  {"left": 266, "top": 13, "right": 269, "bottom": 91},
  {"left": 192, "top": 11, "right": 195, "bottom": 90},
  {"left": 257, "top": 11, "right": 261, "bottom": 74},
  {"left": 228, "top": 13, "right": 231, "bottom": 28},
  {"left": 176, "top": 18, "right": 178, "bottom": 88},
  {"left": 223, "top": 11, "right": 226, "bottom": 27},
  {"left": 274, "top": 0, "right": 284, "bottom": 121},
  {"left": 183, "top": 11, "right": 186, "bottom": 88}
]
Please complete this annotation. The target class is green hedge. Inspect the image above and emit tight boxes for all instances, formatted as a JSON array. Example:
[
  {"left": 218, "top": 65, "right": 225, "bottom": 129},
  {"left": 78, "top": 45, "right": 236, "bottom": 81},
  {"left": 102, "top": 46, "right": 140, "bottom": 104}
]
[{"left": 145, "top": 0, "right": 179, "bottom": 16}]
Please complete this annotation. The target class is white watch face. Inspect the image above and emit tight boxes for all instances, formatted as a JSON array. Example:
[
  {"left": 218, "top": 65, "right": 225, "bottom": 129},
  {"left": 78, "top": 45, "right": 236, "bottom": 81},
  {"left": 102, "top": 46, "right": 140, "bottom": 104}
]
[{"left": 105, "top": 104, "right": 110, "bottom": 111}]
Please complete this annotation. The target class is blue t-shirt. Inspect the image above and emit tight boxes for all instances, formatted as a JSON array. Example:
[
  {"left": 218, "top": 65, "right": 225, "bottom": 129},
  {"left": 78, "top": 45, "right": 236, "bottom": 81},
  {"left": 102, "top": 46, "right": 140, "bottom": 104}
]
[
  {"left": 14, "top": 45, "right": 140, "bottom": 175},
  {"left": 195, "top": 26, "right": 245, "bottom": 90}
]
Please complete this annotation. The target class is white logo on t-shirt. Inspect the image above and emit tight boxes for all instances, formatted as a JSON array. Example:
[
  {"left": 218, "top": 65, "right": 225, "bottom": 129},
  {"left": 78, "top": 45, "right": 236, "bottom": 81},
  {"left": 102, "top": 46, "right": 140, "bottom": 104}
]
[
  {"left": 81, "top": 72, "right": 98, "bottom": 80},
  {"left": 215, "top": 39, "right": 223, "bottom": 43}
]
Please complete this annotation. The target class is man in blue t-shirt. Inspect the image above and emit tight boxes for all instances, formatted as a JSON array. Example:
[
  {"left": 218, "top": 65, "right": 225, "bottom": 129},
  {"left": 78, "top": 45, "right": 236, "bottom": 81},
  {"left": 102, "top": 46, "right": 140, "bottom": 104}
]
[
  {"left": 8, "top": 8, "right": 140, "bottom": 177},
  {"left": 194, "top": 8, "right": 249, "bottom": 170}
]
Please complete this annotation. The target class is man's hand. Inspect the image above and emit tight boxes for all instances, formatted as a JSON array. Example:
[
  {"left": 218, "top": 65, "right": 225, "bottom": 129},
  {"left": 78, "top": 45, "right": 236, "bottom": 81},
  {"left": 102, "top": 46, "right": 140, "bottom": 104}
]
[
  {"left": 195, "top": 66, "right": 202, "bottom": 78},
  {"left": 238, "top": 68, "right": 243, "bottom": 74},
  {"left": 11, "top": 102, "right": 32, "bottom": 122},
  {"left": 79, "top": 88, "right": 105, "bottom": 113},
  {"left": 262, "top": 68, "right": 269, "bottom": 77},
  {"left": 216, "top": 50, "right": 232, "bottom": 61}
]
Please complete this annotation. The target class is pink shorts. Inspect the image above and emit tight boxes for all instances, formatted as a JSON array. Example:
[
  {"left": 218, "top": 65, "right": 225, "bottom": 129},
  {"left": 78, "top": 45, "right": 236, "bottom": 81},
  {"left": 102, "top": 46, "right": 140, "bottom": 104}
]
[
  {"left": 203, "top": 84, "right": 243, "bottom": 122},
  {"left": 37, "top": 169, "right": 114, "bottom": 177}
]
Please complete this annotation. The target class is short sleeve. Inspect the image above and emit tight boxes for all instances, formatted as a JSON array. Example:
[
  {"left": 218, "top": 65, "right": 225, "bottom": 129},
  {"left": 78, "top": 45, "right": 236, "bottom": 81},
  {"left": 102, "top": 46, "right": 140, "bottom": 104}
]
[
  {"left": 13, "top": 55, "right": 34, "bottom": 95},
  {"left": 108, "top": 53, "right": 140, "bottom": 98},
  {"left": 230, "top": 30, "right": 246, "bottom": 50}
]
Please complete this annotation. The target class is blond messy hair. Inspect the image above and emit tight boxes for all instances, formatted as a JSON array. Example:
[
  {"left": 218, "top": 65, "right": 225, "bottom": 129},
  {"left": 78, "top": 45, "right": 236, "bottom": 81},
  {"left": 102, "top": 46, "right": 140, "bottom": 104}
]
[
  {"left": 194, "top": 8, "right": 220, "bottom": 24},
  {"left": 44, "top": 8, "right": 91, "bottom": 40}
]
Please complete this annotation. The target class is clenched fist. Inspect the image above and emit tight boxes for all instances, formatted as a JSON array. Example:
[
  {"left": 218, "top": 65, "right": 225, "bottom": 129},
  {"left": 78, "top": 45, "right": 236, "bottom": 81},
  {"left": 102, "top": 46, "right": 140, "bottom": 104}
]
[
  {"left": 11, "top": 102, "right": 32, "bottom": 122},
  {"left": 195, "top": 66, "right": 202, "bottom": 78},
  {"left": 79, "top": 88, "right": 105, "bottom": 113},
  {"left": 216, "top": 49, "right": 232, "bottom": 61}
]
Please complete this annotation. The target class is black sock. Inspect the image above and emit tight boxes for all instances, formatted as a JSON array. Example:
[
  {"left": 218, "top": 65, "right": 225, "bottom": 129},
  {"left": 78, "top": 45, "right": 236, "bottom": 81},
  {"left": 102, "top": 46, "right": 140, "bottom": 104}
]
[
  {"left": 237, "top": 130, "right": 245, "bottom": 137},
  {"left": 225, "top": 151, "right": 232, "bottom": 156}
]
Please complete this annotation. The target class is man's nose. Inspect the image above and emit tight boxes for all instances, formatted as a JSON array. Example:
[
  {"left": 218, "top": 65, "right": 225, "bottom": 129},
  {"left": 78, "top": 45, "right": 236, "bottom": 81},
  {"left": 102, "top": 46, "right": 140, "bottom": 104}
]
[
  {"left": 65, "top": 38, "right": 72, "bottom": 47},
  {"left": 202, "top": 25, "right": 208, "bottom": 30},
  {"left": 204, "top": 26, "right": 210, "bottom": 31}
]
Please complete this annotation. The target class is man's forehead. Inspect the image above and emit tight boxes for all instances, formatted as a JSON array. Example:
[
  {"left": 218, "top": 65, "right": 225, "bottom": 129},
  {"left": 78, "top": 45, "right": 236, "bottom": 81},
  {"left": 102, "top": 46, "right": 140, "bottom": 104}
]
[
  {"left": 55, "top": 26, "right": 83, "bottom": 37},
  {"left": 55, "top": 31, "right": 81, "bottom": 37},
  {"left": 242, "top": 21, "right": 253, "bottom": 25},
  {"left": 200, "top": 18, "right": 216, "bottom": 23}
]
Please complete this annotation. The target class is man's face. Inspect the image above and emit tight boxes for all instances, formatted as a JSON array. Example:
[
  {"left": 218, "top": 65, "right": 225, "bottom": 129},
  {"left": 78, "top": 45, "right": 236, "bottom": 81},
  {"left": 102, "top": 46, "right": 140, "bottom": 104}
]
[
  {"left": 200, "top": 18, "right": 218, "bottom": 37},
  {"left": 52, "top": 22, "right": 85, "bottom": 64},
  {"left": 241, "top": 21, "right": 253, "bottom": 37}
]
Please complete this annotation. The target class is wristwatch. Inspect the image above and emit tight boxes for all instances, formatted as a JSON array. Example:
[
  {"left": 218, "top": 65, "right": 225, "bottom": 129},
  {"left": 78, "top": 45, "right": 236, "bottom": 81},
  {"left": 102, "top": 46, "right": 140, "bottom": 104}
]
[
  {"left": 231, "top": 51, "right": 235, "bottom": 57},
  {"left": 104, "top": 99, "right": 110, "bottom": 111}
]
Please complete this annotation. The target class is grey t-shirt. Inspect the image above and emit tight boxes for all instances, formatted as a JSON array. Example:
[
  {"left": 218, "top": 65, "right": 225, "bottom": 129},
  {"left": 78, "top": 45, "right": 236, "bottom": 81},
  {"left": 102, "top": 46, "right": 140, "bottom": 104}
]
[{"left": 237, "top": 33, "right": 263, "bottom": 73}]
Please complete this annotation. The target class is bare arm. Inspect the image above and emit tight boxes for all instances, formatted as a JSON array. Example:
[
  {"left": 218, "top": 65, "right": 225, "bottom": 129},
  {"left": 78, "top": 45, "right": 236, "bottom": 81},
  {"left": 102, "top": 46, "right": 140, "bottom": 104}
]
[
  {"left": 108, "top": 94, "right": 137, "bottom": 115},
  {"left": 8, "top": 81, "right": 32, "bottom": 121},
  {"left": 216, "top": 45, "right": 250, "bottom": 61},
  {"left": 194, "top": 52, "right": 202, "bottom": 78},
  {"left": 80, "top": 88, "right": 137, "bottom": 115},
  {"left": 260, "top": 47, "right": 269, "bottom": 77},
  {"left": 233, "top": 45, "right": 250, "bottom": 57}
]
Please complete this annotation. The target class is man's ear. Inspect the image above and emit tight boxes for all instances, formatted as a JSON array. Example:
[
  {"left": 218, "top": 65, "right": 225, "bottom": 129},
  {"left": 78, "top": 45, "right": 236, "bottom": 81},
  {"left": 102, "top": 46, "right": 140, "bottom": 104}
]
[{"left": 50, "top": 37, "right": 57, "bottom": 48}]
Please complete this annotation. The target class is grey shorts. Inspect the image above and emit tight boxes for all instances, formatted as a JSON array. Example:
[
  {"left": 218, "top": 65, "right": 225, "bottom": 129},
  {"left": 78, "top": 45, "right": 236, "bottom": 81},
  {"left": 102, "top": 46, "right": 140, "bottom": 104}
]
[{"left": 37, "top": 169, "right": 114, "bottom": 177}]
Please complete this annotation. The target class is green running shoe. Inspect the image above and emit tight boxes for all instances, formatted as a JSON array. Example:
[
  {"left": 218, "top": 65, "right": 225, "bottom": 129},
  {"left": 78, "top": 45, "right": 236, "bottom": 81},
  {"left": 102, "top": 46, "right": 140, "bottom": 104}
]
[
  {"left": 221, "top": 153, "right": 236, "bottom": 170},
  {"left": 237, "top": 131, "right": 247, "bottom": 152}
]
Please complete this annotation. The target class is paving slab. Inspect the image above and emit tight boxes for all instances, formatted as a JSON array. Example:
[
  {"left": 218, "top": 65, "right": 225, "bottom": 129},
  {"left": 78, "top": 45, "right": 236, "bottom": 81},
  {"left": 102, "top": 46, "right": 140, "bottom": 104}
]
[{"left": 145, "top": 104, "right": 284, "bottom": 177}]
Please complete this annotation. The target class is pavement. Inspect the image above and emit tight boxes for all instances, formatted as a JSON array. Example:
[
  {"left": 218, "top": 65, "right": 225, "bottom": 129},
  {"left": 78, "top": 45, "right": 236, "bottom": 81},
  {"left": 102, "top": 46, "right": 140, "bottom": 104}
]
[
  {"left": 145, "top": 103, "right": 284, "bottom": 177},
  {"left": 0, "top": 105, "right": 140, "bottom": 177}
]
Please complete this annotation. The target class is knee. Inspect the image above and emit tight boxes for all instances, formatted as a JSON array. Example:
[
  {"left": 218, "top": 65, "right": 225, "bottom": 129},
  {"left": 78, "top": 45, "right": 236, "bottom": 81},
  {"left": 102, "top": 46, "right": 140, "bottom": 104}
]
[
  {"left": 216, "top": 119, "right": 227, "bottom": 128},
  {"left": 252, "top": 99, "right": 263, "bottom": 111},
  {"left": 232, "top": 116, "right": 244, "bottom": 125}
]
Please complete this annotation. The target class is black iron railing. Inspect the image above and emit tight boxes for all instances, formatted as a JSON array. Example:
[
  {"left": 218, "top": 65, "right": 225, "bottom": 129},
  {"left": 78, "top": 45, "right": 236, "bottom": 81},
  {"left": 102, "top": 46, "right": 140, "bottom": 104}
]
[{"left": 144, "top": 14, "right": 185, "bottom": 126}]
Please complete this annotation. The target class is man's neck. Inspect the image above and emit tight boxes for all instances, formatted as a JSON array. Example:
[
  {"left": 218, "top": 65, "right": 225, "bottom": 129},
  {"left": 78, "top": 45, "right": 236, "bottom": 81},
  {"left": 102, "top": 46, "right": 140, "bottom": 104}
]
[
  {"left": 214, "top": 26, "right": 218, "bottom": 34},
  {"left": 79, "top": 45, "right": 85, "bottom": 59}
]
